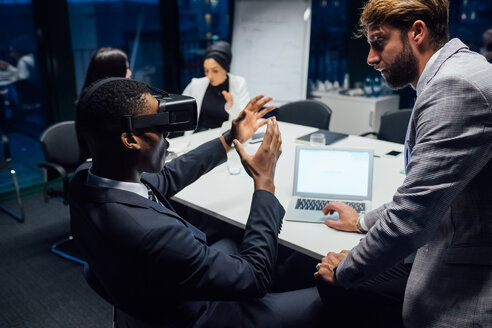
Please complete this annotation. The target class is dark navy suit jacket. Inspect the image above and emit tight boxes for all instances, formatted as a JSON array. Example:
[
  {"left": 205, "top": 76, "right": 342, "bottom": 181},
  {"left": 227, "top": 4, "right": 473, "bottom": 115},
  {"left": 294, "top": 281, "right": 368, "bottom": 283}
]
[{"left": 69, "top": 138, "right": 285, "bottom": 327}]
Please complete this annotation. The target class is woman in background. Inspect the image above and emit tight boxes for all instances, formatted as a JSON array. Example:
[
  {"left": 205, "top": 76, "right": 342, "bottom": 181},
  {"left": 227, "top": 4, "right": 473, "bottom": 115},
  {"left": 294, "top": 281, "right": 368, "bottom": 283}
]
[
  {"left": 183, "top": 41, "right": 249, "bottom": 132},
  {"left": 78, "top": 47, "right": 131, "bottom": 161},
  {"left": 82, "top": 47, "right": 131, "bottom": 90}
]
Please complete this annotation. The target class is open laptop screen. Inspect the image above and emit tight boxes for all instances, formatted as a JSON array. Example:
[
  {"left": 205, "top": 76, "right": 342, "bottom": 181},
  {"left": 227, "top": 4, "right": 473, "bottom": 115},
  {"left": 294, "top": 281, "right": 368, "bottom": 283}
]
[{"left": 294, "top": 147, "right": 373, "bottom": 200}]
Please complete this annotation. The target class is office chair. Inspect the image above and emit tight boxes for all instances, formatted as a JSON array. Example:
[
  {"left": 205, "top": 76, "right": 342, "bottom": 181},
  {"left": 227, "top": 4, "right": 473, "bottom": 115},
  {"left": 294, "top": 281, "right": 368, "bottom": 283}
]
[
  {"left": 38, "top": 121, "right": 86, "bottom": 264},
  {"left": 83, "top": 263, "right": 160, "bottom": 328},
  {"left": 0, "top": 130, "right": 25, "bottom": 222},
  {"left": 361, "top": 109, "right": 413, "bottom": 144},
  {"left": 38, "top": 121, "right": 83, "bottom": 204},
  {"left": 276, "top": 99, "right": 332, "bottom": 130}
]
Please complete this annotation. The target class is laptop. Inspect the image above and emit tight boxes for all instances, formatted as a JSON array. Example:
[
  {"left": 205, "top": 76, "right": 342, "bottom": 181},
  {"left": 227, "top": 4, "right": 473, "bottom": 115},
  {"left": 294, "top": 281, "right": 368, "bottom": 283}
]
[{"left": 285, "top": 145, "right": 374, "bottom": 223}]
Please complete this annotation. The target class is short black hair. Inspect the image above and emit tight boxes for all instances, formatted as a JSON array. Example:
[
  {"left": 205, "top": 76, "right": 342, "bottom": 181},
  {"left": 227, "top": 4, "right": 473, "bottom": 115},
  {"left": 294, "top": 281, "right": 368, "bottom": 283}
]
[{"left": 77, "top": 78, "right": 148, "bottom": 133}]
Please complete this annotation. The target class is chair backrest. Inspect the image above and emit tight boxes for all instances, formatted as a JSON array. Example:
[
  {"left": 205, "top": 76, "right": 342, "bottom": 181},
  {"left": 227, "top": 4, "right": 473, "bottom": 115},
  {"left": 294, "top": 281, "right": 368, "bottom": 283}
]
[
  {"left": 83, "top": 263, "right": 162, "bottom": 327},
  {"left": 378, "top": 109, "right": 413, "bottom": 144},
  {"left": 276, "top": 99, "right": 332, "bottom": 130},
  {"left": 40, "top": 121, "right": 81, "bottom": 169},
  {"left": 83, "top": 263, "right": 113, "bottom": 304}
]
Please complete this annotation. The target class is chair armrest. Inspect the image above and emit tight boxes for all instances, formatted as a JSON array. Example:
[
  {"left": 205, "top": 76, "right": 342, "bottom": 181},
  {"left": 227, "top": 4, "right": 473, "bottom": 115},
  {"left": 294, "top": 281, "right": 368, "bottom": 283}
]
[
  {"left": 38, "top": 162, "right": 70, "bottom": 203},
  {"left": 37, "top": 162, "right": 68, "bottom": 179},
  {"left": 360, "top": 131, "right": 378, "bottom": 138}
]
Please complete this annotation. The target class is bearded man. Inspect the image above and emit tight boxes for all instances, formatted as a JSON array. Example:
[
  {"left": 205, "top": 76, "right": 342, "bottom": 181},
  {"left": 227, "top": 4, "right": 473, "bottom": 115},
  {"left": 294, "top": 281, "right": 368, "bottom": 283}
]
[{"left": 316, "top": 1, "right": 492, "bottom": 327}]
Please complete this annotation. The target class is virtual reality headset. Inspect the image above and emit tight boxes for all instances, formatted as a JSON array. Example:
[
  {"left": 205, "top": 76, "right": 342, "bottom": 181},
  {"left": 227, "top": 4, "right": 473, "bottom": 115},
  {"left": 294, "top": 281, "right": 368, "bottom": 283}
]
[{"left": 80, "top": 77, "right": 197, "bottom": 133}]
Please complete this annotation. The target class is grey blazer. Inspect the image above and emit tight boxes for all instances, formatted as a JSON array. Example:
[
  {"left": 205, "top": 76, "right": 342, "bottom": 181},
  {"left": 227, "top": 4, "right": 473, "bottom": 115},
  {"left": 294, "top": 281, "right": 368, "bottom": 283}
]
[{"left": 335, "top": 39, "right": 492, "bottom": 327}]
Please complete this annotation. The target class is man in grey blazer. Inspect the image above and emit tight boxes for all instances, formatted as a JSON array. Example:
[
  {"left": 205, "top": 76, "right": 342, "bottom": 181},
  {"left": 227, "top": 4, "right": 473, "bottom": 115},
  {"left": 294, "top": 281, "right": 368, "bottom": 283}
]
[{"left": 317, "top": 0, "right": 492, "bottom": 327}]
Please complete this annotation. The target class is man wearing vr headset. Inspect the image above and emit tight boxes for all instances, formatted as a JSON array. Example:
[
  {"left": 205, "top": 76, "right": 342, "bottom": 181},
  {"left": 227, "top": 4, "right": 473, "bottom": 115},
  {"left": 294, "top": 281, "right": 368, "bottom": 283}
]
[{"left": 71, "top": 78, "right": 325, "bottom": 327}]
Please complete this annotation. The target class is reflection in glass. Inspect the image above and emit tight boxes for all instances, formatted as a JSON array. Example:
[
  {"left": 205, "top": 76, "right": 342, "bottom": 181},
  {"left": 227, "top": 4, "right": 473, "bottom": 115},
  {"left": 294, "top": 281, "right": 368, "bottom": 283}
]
[
  {"left": 308, "top": 0, "right": 348, "bottom": 92},
  {"left": 67, "top": 0, "right": 162, "bottom": 94},
  {"left": 0, "top": 0, "right": 47, "bottom": 193},
  {"left": 178, "top": 0, "right": 231, "bottom": 91},
  {"left": 0, "top": 2, "right": 46, "bottom": 136}
]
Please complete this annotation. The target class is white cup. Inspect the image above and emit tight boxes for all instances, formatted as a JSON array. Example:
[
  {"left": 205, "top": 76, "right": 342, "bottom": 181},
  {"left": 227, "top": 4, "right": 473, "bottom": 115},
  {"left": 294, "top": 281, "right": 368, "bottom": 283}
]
[
  {"left": 227, "top": 150, "right": 242, "bottom": 175},
  {"left": 310, "top": 132, "right": 326, "bottom": 146}
]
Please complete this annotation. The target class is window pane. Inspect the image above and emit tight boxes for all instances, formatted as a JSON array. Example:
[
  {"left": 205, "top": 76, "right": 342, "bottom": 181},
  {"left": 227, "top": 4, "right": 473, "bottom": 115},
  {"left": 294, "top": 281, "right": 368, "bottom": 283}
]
[
  {"left": 178, "top": 0, "right": 231, "bottom": 91},
  {"left": 0, "top": 0, "right": 48, "bottom": 193},
  {"left": 308, "top": 0, "right": 348, "bottom": 91},
  {"left": 0, "top": 0, "right": 48, "bottom": 136},
  {"left": 449, "top": 0, "right": 492, "bottom": 58},
  {"left": 68, "top": 0, "right": 162, "bottom": 94}
]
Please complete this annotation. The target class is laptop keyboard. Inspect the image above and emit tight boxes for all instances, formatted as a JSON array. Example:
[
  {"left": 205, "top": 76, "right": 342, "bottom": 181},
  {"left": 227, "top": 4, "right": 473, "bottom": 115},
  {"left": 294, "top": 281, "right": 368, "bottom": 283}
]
[{"left": 295, "top": 198, "right": 366, "bottom": 213}]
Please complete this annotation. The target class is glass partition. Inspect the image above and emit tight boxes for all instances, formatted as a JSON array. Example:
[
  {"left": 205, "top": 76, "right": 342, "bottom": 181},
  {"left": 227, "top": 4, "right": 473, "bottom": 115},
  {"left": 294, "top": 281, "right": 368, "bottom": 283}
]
[
  {"left": 178, "top": 0, "right": 231, "bottom": 92},
  {"left": 0, "top": 0, "right": 48, "bottom": 194},
  {"left": 67, "top": 0, "right": 162, "bottom": 94},
  {"left": 308, "top": 0, "right": 349, "bottom": 92},
  {"left": 0, "top": 0, "right": 47, "bottom": 137}
]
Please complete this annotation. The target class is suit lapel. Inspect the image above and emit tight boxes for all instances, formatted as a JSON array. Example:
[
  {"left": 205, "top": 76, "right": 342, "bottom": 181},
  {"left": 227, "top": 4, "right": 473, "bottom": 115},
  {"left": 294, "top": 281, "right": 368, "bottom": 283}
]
[
  {"left": 416, "top": 38, "right": 468, "bottom": 97},
  {"left": 141, "top": 178, "right": 207, "bottom": 243},
  {"left": 406, "top": 39, "right": 469, "bottom": 172},
  {"left": 73, "top": 171, "right": 207, "bottom": 244}
]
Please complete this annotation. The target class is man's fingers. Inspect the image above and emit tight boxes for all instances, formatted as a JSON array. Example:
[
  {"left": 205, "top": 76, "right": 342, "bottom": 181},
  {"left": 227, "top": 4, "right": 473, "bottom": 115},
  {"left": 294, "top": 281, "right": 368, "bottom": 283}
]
[
  {"left": 260, "top": 119, "right": 274, "bottom": 146},
  {"left": 265, "top": 119, "right": 281, "bottom": 154},
  {"left": 257, "top": 97, "right": 273, "bottom": 110},
  {"left": 322, "top": 201, "right": 346, "bottom": 214},
  {"left": 334, "top": 252, "right": 346, "bottom": 261},
  {"left": 270, "top": 118, "right": 281, "bottom": 151},
  {"left": 257, "top": 117, "right": 274, "bottom": 128},
  {"left": 324, "top": 219, "right": 343, "bottom": 230},
  {"left": 325, "top": 252, "right": 344, "bottom": 265},
  {"left": 233, "top": 140, "right": 248, "bottom": 160},
  {"left": 246, "top": 95, "right": 265, "bottom": 111},
  {"left": 322, "top": 203, "right": 335, "bottom": 214},
  {"left": 256, "top": 105, "right": 276, "bottom": 118}
]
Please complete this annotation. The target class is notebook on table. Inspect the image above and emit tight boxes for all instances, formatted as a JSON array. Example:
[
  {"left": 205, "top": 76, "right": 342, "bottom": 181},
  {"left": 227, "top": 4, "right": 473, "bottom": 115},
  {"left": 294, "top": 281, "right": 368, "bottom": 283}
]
[
  {"left": 295, "top": 129, "right": 348, "bottom": 146},
  {"left": 285, "top": 145, "right": 374, "bottom": 223}
]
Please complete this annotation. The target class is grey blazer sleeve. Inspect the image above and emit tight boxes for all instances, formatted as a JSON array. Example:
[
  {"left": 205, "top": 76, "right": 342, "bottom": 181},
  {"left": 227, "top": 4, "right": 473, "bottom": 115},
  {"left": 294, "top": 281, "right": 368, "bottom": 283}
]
[{"left": 336, "top": 74, "right": 492, "bottom": 288}]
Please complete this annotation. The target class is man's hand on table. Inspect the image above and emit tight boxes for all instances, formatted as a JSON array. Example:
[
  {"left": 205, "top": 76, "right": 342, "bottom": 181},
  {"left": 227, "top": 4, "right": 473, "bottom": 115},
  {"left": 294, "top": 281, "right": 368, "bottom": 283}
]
[{"left": 322, "top": 201, "right": 360, "bottom": 232}]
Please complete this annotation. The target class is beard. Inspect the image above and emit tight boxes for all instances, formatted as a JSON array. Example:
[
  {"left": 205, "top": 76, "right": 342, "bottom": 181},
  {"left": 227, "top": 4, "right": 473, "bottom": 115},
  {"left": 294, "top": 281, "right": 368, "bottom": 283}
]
[{"left": 377, "top": 37, "right": 419, "bottom": 90}]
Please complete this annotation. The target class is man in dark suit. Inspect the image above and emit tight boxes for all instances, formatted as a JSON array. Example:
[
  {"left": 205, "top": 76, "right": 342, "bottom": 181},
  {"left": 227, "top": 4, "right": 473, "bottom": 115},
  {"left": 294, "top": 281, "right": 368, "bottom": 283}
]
[{"left": 71, "top": 78, "right": 325, "bottom": 327}]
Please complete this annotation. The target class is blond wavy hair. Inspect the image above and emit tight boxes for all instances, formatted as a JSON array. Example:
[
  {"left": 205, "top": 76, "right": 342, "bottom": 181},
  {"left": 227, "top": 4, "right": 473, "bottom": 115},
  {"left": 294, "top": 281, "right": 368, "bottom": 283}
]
[{"left": 357, "top": 0, "right": 449, "bottom": 50}]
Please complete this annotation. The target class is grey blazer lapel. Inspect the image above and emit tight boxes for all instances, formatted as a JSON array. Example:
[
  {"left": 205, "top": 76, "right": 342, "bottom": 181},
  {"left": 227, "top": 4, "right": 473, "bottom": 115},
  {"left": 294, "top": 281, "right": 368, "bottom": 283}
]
[{"left": 416, "top": 38, "right": 468, "bottom": 96}]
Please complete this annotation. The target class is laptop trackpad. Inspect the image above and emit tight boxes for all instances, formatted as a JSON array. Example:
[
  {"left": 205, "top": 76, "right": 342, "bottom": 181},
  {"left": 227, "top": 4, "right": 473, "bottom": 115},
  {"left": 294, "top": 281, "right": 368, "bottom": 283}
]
[{"left": 286, "top": 210, "right": 339, "bottom": 223}]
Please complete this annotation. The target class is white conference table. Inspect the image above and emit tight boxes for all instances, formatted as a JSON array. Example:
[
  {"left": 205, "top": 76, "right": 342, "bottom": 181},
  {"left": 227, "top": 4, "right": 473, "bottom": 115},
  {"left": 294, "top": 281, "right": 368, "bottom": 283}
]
[{"left": 171, "top": 121, "right": 405, "bottom": 260}]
